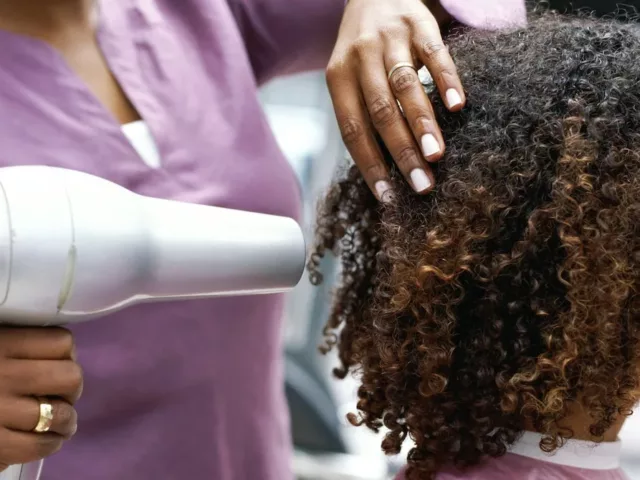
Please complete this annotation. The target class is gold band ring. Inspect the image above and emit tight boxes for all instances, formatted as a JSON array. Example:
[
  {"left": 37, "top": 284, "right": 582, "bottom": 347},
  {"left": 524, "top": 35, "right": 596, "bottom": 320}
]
[
  {"left": 387, "top": 62, "right": 417, "bottom": 81},
  {"left": 33, "top": 397, "right": 54, "bottom": 433}
]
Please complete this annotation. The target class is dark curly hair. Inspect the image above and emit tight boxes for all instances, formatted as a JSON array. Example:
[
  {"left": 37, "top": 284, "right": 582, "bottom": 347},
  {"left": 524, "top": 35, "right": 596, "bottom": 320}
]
[{"left": 308, "top": 12, "right": 640, "bottom": 479}]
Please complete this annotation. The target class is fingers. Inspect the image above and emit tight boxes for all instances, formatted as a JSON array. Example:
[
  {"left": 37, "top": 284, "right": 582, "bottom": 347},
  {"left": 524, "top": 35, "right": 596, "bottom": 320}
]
[
  {"left": 327, "top": 64, "right": 393, "bottom": 202},
  {"left": 0, "top": 327, "right": 75, "bottom": 361},
  {"left": 327, "top": 8, "right": 465, "bottom": 199},
  {"left": 2, "top": 360, "right": 83, "bottom": 404},
  {"left": 0, "top": 429, "right": 63, "bottom": 466},
  {"left": 359, "top": 58, "right": 434, "bottom": 194},
  {"left": 386, "top": 54, "right": 444, "bottom": 163},
  {"left": 0, "top": 328, "right": 82, "bottom": 467},
  {"left": 412, "top": 18, "right": 465, "bottom": 112},
  {"left": 0, "top": 397, "right": 77, "bottom": 438}
]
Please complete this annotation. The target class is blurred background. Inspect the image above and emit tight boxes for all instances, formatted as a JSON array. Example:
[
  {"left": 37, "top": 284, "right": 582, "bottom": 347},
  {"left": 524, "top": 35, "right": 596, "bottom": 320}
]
[{"left": 258, "top": 70, "right": 640, "bottom": 480}]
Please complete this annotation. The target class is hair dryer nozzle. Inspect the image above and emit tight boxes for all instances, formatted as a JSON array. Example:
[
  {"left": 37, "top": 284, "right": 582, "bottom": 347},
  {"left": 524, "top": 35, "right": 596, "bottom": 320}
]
[
  {"left": 0, "top": 166, "right": 306, "bottom": 325},
  {"left": 137, "top": 195, "right": 307, "bottom": 299}
]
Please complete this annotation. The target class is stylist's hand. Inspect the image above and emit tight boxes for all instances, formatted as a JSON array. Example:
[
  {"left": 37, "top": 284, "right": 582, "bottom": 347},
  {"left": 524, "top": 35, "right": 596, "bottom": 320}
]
[
  {"left": 327, "top": 0, "right": 463, "bottom": 200},
  {"left": 0, "top": 327, "right": 82, "bottom": 471}
]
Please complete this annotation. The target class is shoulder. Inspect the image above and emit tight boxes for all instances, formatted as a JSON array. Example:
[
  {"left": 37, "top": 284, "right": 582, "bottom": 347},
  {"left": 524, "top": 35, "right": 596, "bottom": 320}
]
[{"left": 99, "top": 0, "right": 241, "bottom": 40}]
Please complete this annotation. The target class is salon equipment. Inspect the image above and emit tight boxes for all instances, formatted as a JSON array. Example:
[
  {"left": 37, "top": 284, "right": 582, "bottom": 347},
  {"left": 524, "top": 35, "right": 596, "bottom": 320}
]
[{"left": 0, "top": 165, "right": 306, "bottom": 480}]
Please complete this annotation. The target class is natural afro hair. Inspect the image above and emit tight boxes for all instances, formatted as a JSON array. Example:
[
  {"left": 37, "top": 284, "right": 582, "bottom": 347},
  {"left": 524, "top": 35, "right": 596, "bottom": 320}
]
[{"left": 308, "top": 12, "right": 640, "bottom": 480}]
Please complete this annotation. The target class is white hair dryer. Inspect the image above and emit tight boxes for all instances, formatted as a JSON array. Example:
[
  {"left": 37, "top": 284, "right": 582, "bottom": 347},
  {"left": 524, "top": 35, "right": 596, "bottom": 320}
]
[{"left": 0, "top": 165, "right": 306, "bottom": 479}]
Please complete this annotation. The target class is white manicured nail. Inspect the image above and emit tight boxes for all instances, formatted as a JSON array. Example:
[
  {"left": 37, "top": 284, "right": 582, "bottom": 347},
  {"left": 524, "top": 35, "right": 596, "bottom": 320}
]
[
  {"left": 421, "top": 134, "right": 441, "bottom": 157},
  {"left": 374, "top": 180, "right": 393, "bottom": 202},
  {"left": 446, "top": 88, "right": 463, "bottom": 109},
  {"left": 410, "top": 169, "right": 431, "bottom": 192}
]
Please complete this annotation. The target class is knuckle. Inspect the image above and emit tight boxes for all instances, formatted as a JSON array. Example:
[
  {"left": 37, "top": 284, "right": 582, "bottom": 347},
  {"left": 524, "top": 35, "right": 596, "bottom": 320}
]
[
  {"left": 325, "top": 59, "right": 346, "bottom": 85},
  {"left": 339, "top": 118, "right": 365, "bottom": 147},
  {"left": 325, "top": 65, "right": 338, "bottom": 84},
  {"left": 414, "top": 114, "right": 434, "bottom": 131},
  {"left": 351, "top": 34, "right": 378, "bottom": 56},
  {"left": 436, "top": 67, "right": 456, "bottom": 78},
  {"left": 432, "top": 67, "right": 457, "bottom": 86},
  {"left": 362, "top": 162, "right": 386, "bottom": 179},
  {"left": 394, "top": 146, "right": 421, "bottom": 168},
  {"left": 65, "top": 362, "right": 84, "bottom": 391},
  {"left": 369, "top": 97, "right": 397, "bottom": 128},
  {"left": 390, "top": 69, "right": 419, "bottom": 95},
  {"left": 418, "top": 39, "right": 446, "bottom": 61},
  {"left": 381, "top": 22, "right": 405, "bottom": 39},
  {"left": 401, "top": 12, "right": 424, "bottom": 24}
]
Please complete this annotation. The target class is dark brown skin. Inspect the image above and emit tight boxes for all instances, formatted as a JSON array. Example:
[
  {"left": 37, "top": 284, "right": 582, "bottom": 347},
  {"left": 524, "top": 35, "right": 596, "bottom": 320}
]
[
  {"left": 0, "top": 328, "right": 82, "bottom": 471},
  {"left": 327, "top": 0, "right": 462, "bottom": 200}
]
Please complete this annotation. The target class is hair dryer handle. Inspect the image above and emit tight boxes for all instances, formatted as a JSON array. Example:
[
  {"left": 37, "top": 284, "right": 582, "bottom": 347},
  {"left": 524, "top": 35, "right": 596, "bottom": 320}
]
[{"left": 0, "top": 461, "right": 43, "bottom": 480}]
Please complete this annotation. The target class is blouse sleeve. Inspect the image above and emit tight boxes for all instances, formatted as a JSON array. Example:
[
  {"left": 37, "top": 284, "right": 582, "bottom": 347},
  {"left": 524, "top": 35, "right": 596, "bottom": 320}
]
[
  {"left": 226, "top": 0, "right": 344, "bottom": 85},
  {"left": 227, "top": 0, "right": 527, "bottom": 85},
  {"left": 440, "top": 0, "right": 527, "bottom": 30}
]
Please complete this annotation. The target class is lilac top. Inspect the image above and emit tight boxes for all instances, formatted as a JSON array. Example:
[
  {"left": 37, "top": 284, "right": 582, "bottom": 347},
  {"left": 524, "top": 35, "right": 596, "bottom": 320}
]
[{"left": 0, "top": 0, "right": 523, "bottom": 479}]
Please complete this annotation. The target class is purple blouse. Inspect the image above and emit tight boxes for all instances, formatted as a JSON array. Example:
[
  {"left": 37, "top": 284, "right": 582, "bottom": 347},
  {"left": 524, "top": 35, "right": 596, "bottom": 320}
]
[
  {"left": 396, "top": 451, "right": 629, "bottom": 480},
  {"left": 0, "top": 0, "right": 524, "bottom": 479}
]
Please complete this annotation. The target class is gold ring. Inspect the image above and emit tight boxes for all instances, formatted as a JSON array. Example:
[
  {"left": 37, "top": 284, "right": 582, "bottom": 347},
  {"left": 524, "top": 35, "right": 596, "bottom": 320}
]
[
  {"left": 33, "top": 397, "right": 54, "bottom": 433},
  {"left": 387, "top": 62, "right": 417, "bottom": 81}
]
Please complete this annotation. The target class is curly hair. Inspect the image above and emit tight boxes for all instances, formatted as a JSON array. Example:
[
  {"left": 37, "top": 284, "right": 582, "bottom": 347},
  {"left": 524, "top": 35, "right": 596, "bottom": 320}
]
[{"left": 308, "top": 13, "right": 640, "bottom": 479}]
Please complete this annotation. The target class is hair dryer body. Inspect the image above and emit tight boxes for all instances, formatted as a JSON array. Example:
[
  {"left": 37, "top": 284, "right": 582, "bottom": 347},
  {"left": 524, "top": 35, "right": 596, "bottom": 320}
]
[
  {"left": 0, "top": 165, "right": 305, "bottom": 325},
  {"left": 0, "top": 165, "right": 306, "bottom": 479}
]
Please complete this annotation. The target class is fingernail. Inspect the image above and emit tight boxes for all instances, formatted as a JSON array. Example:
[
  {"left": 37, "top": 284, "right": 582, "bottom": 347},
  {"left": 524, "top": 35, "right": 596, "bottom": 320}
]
[
  {"left": 446, "top": 88, "right": 463, "bottom": 109},
  {"left": 421, "top": 134, "right": 441, "bottom": 157},
  {"left": 410, "top": 169, "right": 432, "bottom": 192},
  {"left": 374, "top": 180, "right": 393, "bottom": 202}
]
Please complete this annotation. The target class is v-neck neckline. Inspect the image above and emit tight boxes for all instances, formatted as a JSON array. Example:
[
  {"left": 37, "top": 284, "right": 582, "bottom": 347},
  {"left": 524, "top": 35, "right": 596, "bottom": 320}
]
[{"left": 0, "top": 1, "right": 166, "bottom": 171}]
